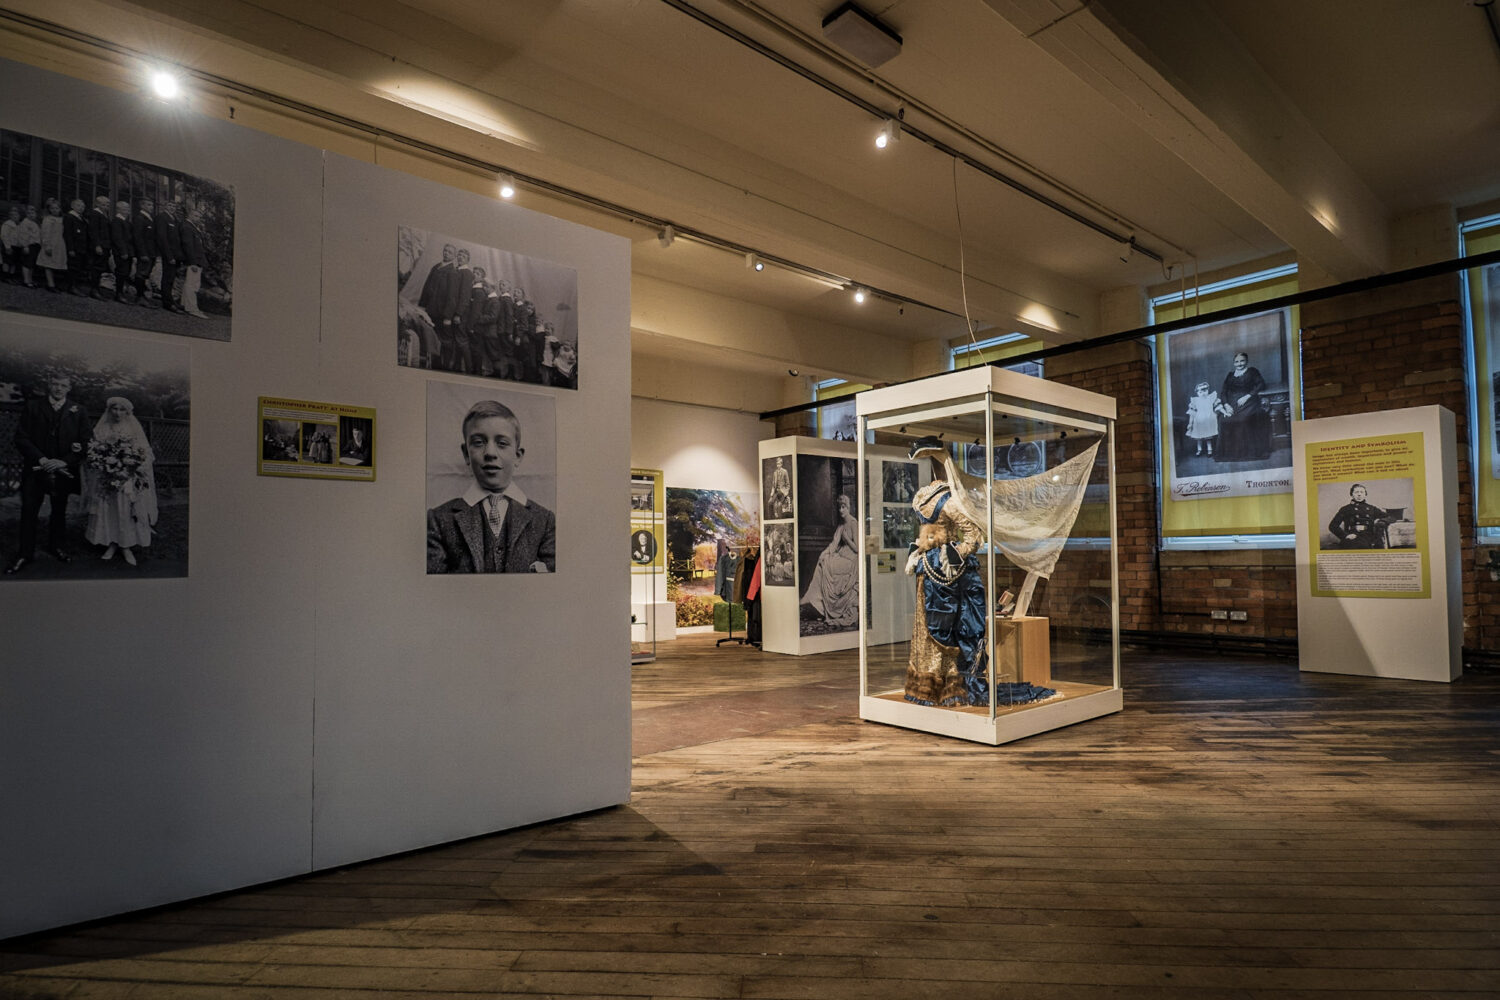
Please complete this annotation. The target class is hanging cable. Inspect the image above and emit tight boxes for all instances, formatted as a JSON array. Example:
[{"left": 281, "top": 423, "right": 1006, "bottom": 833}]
[{"left": 953, "top": 158, "right": 979, "bottom": 348}]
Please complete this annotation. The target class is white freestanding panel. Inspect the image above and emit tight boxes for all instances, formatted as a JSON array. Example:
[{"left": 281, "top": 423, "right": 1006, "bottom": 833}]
[
  {"left": 0, "top": 59, "right": 632, "bottom": 937},
  {"left": 1292, "top": 405, "right": 1461, "bottom": 682},
  {"left": 758, "top": 436, "right": 919, "bottom": 655}
]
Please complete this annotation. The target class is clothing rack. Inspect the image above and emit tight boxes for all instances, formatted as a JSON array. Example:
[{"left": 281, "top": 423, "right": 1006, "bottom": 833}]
[{"left": 717, "top": 544, "right": 758, "bottom": 648}]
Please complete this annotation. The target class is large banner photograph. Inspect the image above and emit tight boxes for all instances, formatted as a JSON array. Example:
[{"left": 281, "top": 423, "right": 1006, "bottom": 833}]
[
  {"left": 424, "top": 381, "right": 557, "bottom": 575},
  {"left": 0, "top": 128, "right": 235, "bottom": 340},
  {"left": 1159, "top": 309, "right": 1296, "bottom": 505},
  {"left": 0, "top": 323, "right": 190, "bottom": 579},
  {"left": 795, "top": 453, "right": 859, "bottom": 636},
  {"left": 397, "top": 225, "right": 578, "bottom": 389}
]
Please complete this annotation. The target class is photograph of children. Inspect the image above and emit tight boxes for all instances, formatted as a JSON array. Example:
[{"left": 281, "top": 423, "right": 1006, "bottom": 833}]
[
  {"left": 1162, "top": 309, "right": 1294, "bottom": 498},
  {"left": 1, "top": 322, "right": 190, "bottom": 579},
  {"left": 883, "top": 506, "right": 918, "bottom": 550},
  {"left": 262, "top": 419, "right": 298, "bottom": 461},
  {"left": 301, "top": 423, "right": 335, "bottom": 465},
  {"left": 881, "top": 461, "right": 917, "bottom": 504},
  {"left": 795, "top": 454, "right": 859, "bottom": 636},
  {"left": 397, "top": 225, "right": 578, "bottom": 388},
  {"left": 0, "top": 128, "right": 234, "bottom": 341},
  {"left": 1316, "top": 478, "right": 1417, "bottom": 550},
  {"left": 424, "top": 381, "right": 556, "bottom": 574},
  {"left": 338, "top": 415, "right": 373, "bottom": 467},
  {"left": 762, "top": 455, "right": 793, "bottom": 520},
  {"left": 762, "top": 522, "right": 794, "bottom": 587}
]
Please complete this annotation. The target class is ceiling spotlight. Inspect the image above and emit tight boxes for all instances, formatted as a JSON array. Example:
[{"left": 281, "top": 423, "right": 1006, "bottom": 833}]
[
  {"left": 149, "top": 68, "right": 182, "bottom": 101},
  {"left": 745, "top": 253, "right": 765, "bottom": 272},
  {"left": 852, "top": 286, "right": 868, "bottom": 304},
  {"left": 498, "top": 174, "right": 516, "bottom": 199},
  {"left": 657, "top": 225, "right": 676, "bottom": 248},
  {"left": 875, "top": 119, "right": 900, "bottom": 149},
  {"left": 788, "top": 369, "right": 800, "bottom": 377}
]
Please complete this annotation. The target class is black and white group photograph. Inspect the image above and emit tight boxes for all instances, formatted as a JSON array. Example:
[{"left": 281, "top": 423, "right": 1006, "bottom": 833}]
[
  {"left": 300, "top": 422, "right": 335, "bottom": 465},
  {"left": 630, "top": 475, "right": 655, "bottom": 515},
  {"left": 761, "top": 454, "right": 793, "bottom": 520},
  {"left": 0, "top": 128, "right": 235, "bottom": 342},
  {"left": 795, "top": 454, "right": 859, "bottom": 636},
  {"left": 425, "top": 380, "right": 556, "bottom": 575},
  {"left": 261, "top": 419, "right": 299, "bottom": 461},
  {"left": 397, "top": 225, "right": 578, "bottom": 389},
  {"left": 881, "top": 461, "right": 917, "bottom": 504},
  {"left": 762, "top": 522, "right": 794, "bottom": 587},
  {"left": 1162, "top": 309, "right": 1295, "bottom": 499},
  {"left": 1316, "top": 478, "right": 1417, "bottom": 551},
  {"left": 882, "top": 505, "right": 917, "bottom": 550},
  {"left": 0, "top": 322, "right": 190, "bottom": 580}
]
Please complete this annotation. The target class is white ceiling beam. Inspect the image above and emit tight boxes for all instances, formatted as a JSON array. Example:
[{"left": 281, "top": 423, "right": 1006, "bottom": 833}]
[{"left": 982, "top": 0, "right": 1392, "bottom": 280}]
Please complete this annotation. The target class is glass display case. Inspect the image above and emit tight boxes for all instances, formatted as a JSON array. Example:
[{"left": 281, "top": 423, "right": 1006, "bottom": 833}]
[{"left": 856, "top": 367, "right": 1121, "bottom": 744}]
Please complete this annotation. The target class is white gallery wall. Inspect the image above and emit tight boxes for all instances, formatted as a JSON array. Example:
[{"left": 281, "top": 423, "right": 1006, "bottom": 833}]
[
  {"left": 630, "top": 396, "right": 769, "bottom": 493},
  {"left": 0, "top": 59, "right": 632, "bottom": 937}
]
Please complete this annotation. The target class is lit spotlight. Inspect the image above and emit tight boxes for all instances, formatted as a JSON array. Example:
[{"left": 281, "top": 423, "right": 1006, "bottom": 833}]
[
  {"left": 875, "top": 119, "right": 899, "bottom": 149},
  {"left": 852, "top": 286, "right": 867, "bottom": 304},
  {"left": 149, "top": 68, "right": 183, "bottom": 101},
  {"left": 745, "top": 253, "right": 764, "bottom": 272},
  {"left": 498, "top": 174, "right": 516, "bottom": 199}
]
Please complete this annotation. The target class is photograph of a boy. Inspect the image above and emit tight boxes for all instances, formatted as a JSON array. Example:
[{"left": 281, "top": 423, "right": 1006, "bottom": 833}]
[{"left": 426, "top": 398, "right": 555, "bottom": 574}]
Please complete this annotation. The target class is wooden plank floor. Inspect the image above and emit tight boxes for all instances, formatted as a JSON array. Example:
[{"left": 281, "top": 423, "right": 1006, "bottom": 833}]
[{"left": 4, "top": 634, "right": 1500, "bottom": 999}]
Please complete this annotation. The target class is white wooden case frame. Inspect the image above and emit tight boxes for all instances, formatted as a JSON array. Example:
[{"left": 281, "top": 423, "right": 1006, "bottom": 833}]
[{"left": 854, "top": 367, "right": 1124, "bottom": 745}]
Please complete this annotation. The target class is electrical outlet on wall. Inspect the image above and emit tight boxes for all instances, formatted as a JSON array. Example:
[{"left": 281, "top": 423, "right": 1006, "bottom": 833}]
[
  {"left": 1229, "top": 610, "right": 1248, "bottom": 621},
  {"left": 1210, "top": 610, "right": 1228, "bottom": 620}
]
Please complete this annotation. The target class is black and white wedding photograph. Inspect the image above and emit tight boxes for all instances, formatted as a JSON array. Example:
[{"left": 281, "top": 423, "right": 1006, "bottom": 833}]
[
  {"left": 425, "top": 380, "right": 557, "bottom": 574},
  {"left": 0, "top": 128, "right": 235, "bottom": 341},
  {"left": 762, "top": 454, "right": 793, "bottom": 520},
  {"left": 1162, "top": 309, "right": 1295, "bottom": 499},
  {"left": 397, "top": 225, "right": 578, "bottom": 389},
  {"left": 795, "top": 454, "right": 859, "bottom": 636},
  {"left": 0, "top": 322, "right": 190, "bottom": 580}
]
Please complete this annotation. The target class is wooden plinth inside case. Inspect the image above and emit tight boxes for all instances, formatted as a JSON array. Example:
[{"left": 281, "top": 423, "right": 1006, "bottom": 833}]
[{"left": 995, "top": 615, "right": 1050, "bottom": 686}]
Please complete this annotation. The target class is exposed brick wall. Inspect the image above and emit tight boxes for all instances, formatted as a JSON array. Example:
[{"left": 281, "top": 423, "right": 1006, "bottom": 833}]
[
  {"left": 1041, "top": 272, "right": 1491, "bottom": 654},
  {"left": 1048, "top": 343, "right": 1161, "bottom": 633}
]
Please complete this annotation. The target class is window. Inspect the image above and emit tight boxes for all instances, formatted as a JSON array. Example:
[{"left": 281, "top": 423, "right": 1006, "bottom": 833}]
[
  {"left": 815, "top": 379, "right": 871, "bottom": 441},
  {"left": 951, "top": 332, "right": 1044, "bottom": 376},
  {"left": 1462, "top": 213, "right": 1500, "bottom": 535},
  {"left": 1151, "top": 262, "right": 1300, "bottom": 546}
]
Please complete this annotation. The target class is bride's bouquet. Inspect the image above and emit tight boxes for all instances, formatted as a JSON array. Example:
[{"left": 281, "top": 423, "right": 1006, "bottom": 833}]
[{"left": 87, "top": 438, "right": 150, "bottom": 497}]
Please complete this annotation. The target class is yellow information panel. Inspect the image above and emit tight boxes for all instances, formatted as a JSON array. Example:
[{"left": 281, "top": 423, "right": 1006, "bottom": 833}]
[
  {"left": 257, "top": 396, "right": 377, "bottom": 482},
  {"left": 630, "top": 467, "right": 665, "bottom": 572},
  {"left": 1304, "top": 432, "right": 1427, "bottom": 599}
]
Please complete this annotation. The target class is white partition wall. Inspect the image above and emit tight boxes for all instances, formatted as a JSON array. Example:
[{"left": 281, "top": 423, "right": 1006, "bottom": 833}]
[
  {"left": 1292, "top": 405, "right": 1461, "bottom": 682},
  {"left": 759, "top": 436, "right": 920, "bottom": 655},
  {"left": 0, "top": 59, "right": 632, "bottom": 937}
]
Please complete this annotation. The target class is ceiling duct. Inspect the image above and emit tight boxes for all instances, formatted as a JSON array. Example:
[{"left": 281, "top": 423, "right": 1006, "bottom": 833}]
[{"left": 821, "top": 2, "right": 902, "bottom": 68}]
